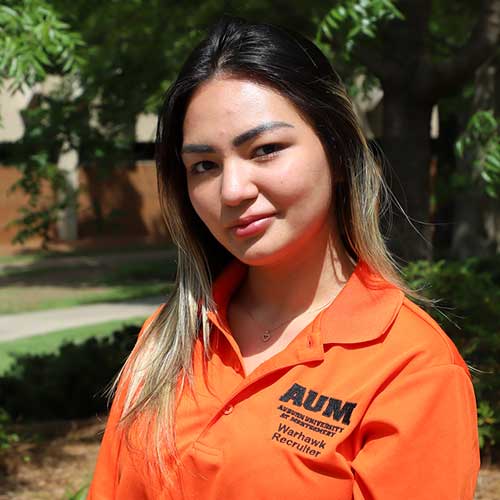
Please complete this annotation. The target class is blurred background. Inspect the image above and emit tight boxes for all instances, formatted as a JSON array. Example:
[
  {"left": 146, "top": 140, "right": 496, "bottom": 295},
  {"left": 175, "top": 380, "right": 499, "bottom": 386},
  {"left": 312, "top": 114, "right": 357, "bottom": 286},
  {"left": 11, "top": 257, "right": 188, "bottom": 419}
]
[{"left": 0, "top": 1, "right": 498, "bottom": 498}]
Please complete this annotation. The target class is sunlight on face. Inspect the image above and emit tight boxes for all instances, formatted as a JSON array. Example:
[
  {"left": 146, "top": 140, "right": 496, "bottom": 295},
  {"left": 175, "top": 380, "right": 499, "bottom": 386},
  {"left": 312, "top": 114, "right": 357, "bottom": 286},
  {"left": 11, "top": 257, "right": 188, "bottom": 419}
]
[{"left": 182, "top": 76, "right": 335, "bottom": 267}]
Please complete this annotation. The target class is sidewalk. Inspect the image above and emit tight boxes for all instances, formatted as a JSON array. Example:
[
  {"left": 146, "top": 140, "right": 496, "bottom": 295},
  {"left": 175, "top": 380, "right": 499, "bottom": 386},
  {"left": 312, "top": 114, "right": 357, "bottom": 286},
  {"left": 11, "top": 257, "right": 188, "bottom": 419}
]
[{"left": 0, "top": 296, "right": 164, "bottom": 342}]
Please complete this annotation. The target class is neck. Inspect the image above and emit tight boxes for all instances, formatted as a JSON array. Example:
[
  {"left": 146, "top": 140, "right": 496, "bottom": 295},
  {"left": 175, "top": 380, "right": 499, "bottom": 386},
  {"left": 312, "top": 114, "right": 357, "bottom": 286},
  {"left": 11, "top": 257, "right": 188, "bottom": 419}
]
[{"left": 235, "top": 231, "right": 355, "bottom": 322}]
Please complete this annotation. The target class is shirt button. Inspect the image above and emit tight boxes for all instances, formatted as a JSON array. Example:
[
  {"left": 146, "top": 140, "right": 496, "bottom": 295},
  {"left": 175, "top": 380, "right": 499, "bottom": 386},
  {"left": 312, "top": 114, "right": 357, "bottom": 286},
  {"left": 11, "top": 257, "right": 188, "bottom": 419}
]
[{"left": 223, "top": 405, "right": 233, "bottom": 415}]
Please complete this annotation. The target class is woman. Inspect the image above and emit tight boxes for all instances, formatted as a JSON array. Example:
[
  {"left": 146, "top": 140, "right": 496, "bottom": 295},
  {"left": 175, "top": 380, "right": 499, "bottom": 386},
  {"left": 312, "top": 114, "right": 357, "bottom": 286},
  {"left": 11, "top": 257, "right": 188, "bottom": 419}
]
[{"left": 89, "top": 16, "right": 480, "bottom": 500}]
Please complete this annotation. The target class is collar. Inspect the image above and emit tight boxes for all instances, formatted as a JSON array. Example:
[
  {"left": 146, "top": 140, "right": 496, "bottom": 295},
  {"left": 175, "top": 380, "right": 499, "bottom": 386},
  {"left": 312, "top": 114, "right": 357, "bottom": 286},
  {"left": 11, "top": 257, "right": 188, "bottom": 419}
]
[{"left": 207, "top": 258, "right": 403, "bottom": 345}]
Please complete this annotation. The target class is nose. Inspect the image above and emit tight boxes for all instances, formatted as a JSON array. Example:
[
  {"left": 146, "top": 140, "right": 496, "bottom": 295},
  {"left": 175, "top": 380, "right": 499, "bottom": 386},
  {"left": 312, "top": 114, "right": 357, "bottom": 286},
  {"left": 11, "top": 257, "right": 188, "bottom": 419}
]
[{"left": 220, "top": 159, "right": 258, "bottom": 207}]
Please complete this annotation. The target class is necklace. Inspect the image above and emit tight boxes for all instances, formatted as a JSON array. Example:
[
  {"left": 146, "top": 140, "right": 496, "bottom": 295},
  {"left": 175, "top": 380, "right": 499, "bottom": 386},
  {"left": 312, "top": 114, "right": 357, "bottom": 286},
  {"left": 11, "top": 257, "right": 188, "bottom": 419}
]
[{"left": 244, "top": 295, "right": 337, "bottom": 343}]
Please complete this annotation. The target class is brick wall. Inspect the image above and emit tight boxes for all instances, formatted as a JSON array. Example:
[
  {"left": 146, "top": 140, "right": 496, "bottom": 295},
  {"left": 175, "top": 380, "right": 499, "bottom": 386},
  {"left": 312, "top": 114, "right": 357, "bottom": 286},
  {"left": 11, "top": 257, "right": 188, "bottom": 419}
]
[{"left": 0, "top": 161, "right": 169, "bottom": 248}]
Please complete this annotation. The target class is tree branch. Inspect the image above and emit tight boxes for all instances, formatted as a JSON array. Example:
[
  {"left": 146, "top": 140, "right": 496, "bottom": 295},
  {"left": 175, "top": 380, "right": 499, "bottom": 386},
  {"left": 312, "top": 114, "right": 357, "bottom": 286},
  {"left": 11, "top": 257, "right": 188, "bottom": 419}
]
[
  {"left": 350, "top": 0, "right": 432, "bottom": 87},
  {"left": 422, "top": 0, "right": 500, "bottom": 100},
  {"left": 350, "top": 43, "right": 402, "bottom": 83}
]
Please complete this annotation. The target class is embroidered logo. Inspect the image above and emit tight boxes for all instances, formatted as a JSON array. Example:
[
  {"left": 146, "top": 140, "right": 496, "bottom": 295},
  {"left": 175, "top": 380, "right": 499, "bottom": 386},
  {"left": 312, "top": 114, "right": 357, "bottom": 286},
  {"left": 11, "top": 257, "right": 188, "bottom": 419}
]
[
  {"left": 271, "top": 382, "right": 357, "bottom": 457},
  {"left": 279, "top": 382, "right": 357, "bottom": 425}
]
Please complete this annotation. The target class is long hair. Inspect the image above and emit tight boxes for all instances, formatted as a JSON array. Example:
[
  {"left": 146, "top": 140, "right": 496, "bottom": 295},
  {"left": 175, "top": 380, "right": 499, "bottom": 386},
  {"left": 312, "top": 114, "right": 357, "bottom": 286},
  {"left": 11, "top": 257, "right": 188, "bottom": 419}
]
[{"left": 110, "top": 14, "right": 415, "bottom": 480}]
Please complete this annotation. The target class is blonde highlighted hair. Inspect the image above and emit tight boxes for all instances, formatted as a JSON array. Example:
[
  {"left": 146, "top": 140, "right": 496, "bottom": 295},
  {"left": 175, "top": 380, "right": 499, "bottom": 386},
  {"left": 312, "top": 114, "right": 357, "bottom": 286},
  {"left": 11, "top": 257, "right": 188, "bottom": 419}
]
[{"left": 109, "top": 14, "right": 419, "bottom": 481}]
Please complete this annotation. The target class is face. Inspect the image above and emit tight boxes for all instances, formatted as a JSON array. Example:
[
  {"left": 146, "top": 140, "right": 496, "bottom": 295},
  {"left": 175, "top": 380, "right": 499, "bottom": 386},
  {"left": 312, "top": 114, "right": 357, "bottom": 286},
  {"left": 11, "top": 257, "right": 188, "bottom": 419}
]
[{"left": 181, "top": 76, "right": 335, "bottom": 267}]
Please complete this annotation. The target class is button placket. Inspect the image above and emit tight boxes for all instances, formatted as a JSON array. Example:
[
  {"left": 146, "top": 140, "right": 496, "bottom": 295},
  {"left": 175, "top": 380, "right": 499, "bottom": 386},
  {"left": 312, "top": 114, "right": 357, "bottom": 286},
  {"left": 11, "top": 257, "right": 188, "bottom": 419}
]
[{"left": 195, "top": 330, "right": 325, "bottom": 444}]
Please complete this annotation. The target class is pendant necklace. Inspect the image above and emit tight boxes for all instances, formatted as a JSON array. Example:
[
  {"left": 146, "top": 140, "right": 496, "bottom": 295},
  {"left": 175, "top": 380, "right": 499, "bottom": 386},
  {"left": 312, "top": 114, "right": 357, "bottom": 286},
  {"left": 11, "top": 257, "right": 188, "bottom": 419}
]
[{"left": 245, "top": 295, "right": 337, "bottom": 343}]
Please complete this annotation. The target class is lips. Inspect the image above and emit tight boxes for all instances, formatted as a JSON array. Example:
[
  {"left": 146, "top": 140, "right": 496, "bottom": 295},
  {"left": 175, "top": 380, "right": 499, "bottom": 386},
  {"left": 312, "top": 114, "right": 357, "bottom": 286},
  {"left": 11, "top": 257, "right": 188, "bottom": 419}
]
[
  {"left": 229, "top": 213, "right": 275, "bottom": 238},
  {"left": 230, "top": 213, "right": 274, "bottom": 228}
]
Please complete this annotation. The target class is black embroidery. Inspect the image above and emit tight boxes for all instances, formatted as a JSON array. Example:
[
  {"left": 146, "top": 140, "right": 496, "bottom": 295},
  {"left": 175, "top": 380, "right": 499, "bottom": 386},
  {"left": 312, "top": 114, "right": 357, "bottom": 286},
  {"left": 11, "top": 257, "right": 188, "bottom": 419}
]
[{"left": 279, "top": 382, "right": 357, "bottom": 425}]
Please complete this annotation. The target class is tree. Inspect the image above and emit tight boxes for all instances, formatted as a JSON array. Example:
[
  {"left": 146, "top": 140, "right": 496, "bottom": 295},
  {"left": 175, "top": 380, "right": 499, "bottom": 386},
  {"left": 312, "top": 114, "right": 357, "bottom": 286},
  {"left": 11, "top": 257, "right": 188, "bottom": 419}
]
[
  {"left": 5, "top": 0, "right": 498, "bottom": 259},
  {"left": 3, "top": 0, "right": 327, "bottom": 245},
  {"left": 317, "top": 0, "right": 500, "bottom": 261},
  {"left": 451, "top": 59, "right": 500, "bottom": 258},
  {"left": 0, "top": 0, "right": 82, "bottom": 96},
  {"left": 0, "top": 0, "right": 84, "bottom": 247}
]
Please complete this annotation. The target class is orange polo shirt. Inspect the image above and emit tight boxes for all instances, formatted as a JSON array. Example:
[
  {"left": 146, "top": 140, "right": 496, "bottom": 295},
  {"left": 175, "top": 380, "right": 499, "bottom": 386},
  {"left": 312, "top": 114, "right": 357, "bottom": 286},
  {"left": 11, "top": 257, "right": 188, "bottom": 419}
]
[{"left": 89, "top": 259, "right": 480, "bottom": 499}]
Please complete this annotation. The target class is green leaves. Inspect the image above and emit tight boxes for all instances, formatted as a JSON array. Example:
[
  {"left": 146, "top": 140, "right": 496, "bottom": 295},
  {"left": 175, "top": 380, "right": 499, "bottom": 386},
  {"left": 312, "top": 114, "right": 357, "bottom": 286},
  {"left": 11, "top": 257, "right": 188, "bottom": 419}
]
[
  {"left": 455, "top": 110, "right": 500, "bottom": 199},
  {"left": 5, "top": 97, "right": 75, "bottom": 247},
  {"left": 477, "top": 401, "right": 497, "bottom": 450},
  {"left": 315, "top": 0, "right": 404, "bottom": 62},
  {"left": 0, "top": 0, "right": 84, "bottom": 92},
  {"left": 403, "top": 256, "right": 500, "bottom": 458},
  {"left": 312, "top": 0, "right": 404, "bottom": 99},
  {"left": 65, "top": 484, "right": 90, "bottom": 500},
  {"left": 0, "top": 407, "right": 19, "bottom": 452}
]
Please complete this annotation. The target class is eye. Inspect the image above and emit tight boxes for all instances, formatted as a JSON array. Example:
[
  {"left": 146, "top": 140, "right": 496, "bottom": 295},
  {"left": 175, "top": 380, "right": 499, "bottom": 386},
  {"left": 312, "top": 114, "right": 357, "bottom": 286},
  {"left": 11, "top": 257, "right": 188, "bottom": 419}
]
[
  {"left": 253, "top": 143, "right": 284, "bottom": 159},
  {"left": 190, "top": 160, "right": 217, "bottom": 174}
]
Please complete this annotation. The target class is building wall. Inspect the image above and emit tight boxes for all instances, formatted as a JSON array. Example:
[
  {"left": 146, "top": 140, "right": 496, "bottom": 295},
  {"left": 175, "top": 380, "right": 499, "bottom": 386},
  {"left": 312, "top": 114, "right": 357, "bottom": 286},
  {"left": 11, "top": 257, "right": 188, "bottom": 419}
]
[
  {"left": 0, "top": 166, "right": 60, "bottom": 247},
  {"left": 0, "top": 161, "right": 168, "bottom": 247}
]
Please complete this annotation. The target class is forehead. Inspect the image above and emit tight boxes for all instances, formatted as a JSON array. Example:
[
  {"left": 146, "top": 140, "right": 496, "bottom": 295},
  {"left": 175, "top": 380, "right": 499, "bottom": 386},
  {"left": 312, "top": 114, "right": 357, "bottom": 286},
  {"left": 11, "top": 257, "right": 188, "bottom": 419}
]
[{"left": 182, "top": 77, "right": 304, "bottom": 140}]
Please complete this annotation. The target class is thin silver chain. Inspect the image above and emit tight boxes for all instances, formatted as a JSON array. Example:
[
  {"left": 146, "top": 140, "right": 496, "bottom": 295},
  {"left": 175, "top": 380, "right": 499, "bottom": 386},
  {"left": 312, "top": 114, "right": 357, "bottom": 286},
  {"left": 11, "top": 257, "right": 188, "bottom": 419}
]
[{"left": 243, "top": 295, "right": 337, "bottom": 342}]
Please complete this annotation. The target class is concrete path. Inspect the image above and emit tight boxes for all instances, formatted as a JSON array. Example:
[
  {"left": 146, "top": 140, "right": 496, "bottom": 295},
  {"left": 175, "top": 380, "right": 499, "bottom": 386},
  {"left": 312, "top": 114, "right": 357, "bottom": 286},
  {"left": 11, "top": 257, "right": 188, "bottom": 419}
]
[{"left": 0, "top": 296, "right": 164, "bottom": 342}]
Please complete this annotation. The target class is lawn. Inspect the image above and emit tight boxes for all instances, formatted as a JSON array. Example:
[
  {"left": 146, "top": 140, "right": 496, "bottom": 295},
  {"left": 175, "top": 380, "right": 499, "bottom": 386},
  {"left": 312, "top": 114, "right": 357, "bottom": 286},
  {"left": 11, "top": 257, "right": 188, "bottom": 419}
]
[
  {"left": 0, "top": 258, "right": 176, "bottom": 314},
  {"left": 0, "top": 317, "right": 146, "bottom": 374},
  {"left": 0, "top": 282, "right": 170, "bottom": 314},
  {"left": 0, "top": 254, "right": 41, "bottom": 266},
  {"left": 0, "top": 242, "right": 170, "bottom": 266}
]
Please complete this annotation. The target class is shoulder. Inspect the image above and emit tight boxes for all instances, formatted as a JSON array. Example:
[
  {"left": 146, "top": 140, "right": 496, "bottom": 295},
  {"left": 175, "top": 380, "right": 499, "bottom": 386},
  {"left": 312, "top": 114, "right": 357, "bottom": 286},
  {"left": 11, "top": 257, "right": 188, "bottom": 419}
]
[
  {"left": 137, "top": 303, "right": 168, "bottom": 339},
  {"left": 386, "top": 296, "right": 470, "bottom": 374}
]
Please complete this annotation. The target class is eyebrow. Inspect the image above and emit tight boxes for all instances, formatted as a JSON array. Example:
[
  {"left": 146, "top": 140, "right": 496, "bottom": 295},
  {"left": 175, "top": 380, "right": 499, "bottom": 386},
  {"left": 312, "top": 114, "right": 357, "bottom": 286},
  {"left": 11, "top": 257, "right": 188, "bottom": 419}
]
[{"left": 181, "top": 121, "right": 294, "bottom": 154}]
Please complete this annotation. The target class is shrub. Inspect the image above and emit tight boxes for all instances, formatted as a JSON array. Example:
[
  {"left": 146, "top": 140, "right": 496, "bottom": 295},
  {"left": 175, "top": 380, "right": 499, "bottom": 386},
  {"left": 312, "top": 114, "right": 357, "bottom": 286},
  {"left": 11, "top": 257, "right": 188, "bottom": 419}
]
[
  {"left": 0, "top": 325, "right": 140, "bottom": 420},
  {"left": 0, "top": 407, "right": 21, "bottom": 477},
  {"left": 0, "top": 408, "right": 19, "bottom": 451},
  {"left": 403, "top": 256, "right": 500, "bottom": 462}
]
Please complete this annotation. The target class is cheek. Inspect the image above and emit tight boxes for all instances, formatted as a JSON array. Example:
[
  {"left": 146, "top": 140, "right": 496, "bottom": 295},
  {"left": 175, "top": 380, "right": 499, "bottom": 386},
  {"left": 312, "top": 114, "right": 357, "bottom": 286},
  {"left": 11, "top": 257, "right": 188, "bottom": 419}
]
[
  {"left": 187, "top": 183, "right": 215, "bottom": 225},
  {"left": 188, "top": 183, "right": 208, "bottom": 221},
  {"left": 277, "top": 153, "right": 333, "bottom": 204}
]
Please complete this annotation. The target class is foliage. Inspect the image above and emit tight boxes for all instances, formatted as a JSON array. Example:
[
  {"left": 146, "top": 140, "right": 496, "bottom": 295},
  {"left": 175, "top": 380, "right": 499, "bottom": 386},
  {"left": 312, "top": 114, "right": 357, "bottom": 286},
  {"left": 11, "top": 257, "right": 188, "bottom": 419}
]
[
  {"left": 0, "top": 0, "right": 83, "bottom": 92},
  {"left": 455, "top": 110, "right": 500, "bottom": 199},
  {"left": 477, "top": 401, "right": 497, "bottom": 451},
  {"left": 66, "top": 484, "right": 89, "bottom": 500},
  {"left": 0, "top": 407, "right": 19, "bottom": 452},
  {"left": 314, "top": 0, "right": 403, "bottom": 98},
  {"left": 403, "top": 256, "right": 500, "bottom": 461},
  {"left": 0, "top": 318, "right": 148, "bottom": 374},
  {"left": 314, "top": 0, "right": 404, "bottom": 97},
  {"left": 0, "top": 407, "right": 22, "bottom": 480},
  {"left": 3, "top": 0, "right": 498, "bottom": 259},
  {"left": 6, "top": 158, "right": 67, "bottom": 245},
  {"left": 0, "top": 324, "right": 141, "bottom": 420},
  {"left": 0, "top": 0, "right": 86, "bottom": 245},
  {"left": 5, "top": 94, "right": 74, "bottom": 246},
  {"left": 5, "top": 69, "right": 137, "bottom": 244},
  {"left": 3, "top": 0, "right": 329, "bottom": 244},
  {"left": 314, "top": 0, "right": 482, "bottom": 101},
  {"left": 315, "top": 0, "right": 403, "bottom": 61}
]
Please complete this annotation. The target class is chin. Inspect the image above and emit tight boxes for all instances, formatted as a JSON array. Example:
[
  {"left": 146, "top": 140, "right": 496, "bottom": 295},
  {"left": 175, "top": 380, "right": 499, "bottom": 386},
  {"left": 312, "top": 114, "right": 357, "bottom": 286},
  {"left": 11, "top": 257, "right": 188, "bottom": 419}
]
[{"left": 232, "top": 242, "right": 294, "bottom": 268}]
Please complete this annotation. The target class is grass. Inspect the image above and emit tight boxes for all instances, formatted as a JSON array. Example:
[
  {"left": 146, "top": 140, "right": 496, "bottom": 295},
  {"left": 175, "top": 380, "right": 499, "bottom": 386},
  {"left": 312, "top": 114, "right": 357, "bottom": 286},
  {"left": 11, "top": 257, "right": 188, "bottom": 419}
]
[
  {"left": 0, "top": 243, "right": 174, "bottom": 266},
  {"left": 0, "top": 283, "right": 171, "bottom": 315},
  {"left": 0, "top": 259, "right": 176, "bottom": 314},
  {"left": 0, "top": 254, "right": 42, "bottom": 266},
  {"left": 0, "top": 250, "right": 177, "bottom": 278},
  {"left": 0, "top": 317, "right": 147, "bottom": 375},
  {"left": 66, "top": 483, "right": 90, "bottom": 500},
  {"left": 36, "top": 283, "right": 170, "bottom": 308}
]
